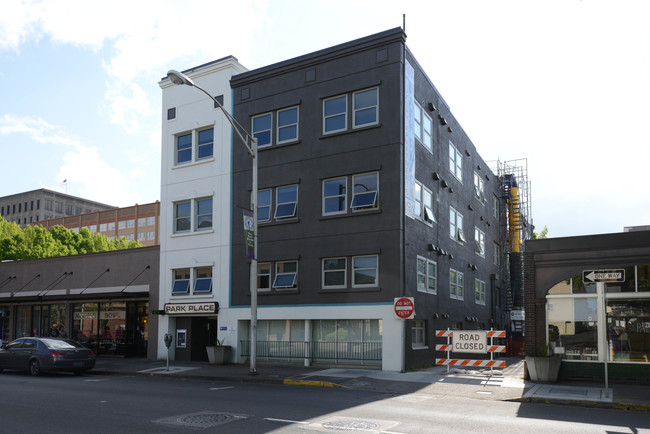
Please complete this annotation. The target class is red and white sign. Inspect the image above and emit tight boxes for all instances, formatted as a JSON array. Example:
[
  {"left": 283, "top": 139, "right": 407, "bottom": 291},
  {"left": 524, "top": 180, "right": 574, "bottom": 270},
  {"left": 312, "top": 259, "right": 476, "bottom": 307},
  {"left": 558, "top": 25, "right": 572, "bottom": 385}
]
[{"left": 394, "top": 297, "right": 415, "bottom": 319}]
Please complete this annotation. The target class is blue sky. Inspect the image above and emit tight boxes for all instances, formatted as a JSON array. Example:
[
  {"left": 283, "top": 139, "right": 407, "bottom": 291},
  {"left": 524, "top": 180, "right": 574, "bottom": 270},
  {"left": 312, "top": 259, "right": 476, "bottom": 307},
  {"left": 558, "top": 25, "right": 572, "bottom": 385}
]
[{"left": 1, "top": 0, "right": 649, "bottom": 237}]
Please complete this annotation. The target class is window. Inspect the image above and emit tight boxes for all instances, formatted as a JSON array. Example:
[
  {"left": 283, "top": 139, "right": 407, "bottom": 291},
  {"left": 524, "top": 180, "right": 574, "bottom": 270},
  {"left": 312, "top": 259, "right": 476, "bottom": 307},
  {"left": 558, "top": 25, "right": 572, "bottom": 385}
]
[
  {"left": 412, "top": 319, "right": 426, "bottom": 347},
  {"left": 45, "top": 199, "right": 52, "bottom": 211},
  {"left": 414, "top": 180, "right": 435, "bottom": 224},
  {"left": 194, "top": 267, "right": 212, "bottom": 293},
  {"left": 351, "top": 172, "right": 378, "bottom": 210},
  {"left": 450, "top": 207, "right": 465, "bottom": 243},
  {"left": 175, "top": 127, "right": 214, "bottom": 165},
  {"left": 99, "top": 223, "right": 107, "bottom": 232},
  {"left": 322, "top": 258, "right": 346, "bottom": 289},
  {"left": 258, "top": 189, "right": 272, "bottom": 222},
  {"left": 126, "top": 233, "right": 134, "bottom": 241},
  {"left": 475, "top": 227, "right": 486, "bottom": 257},
  {"left": 147, "top": 231, "right": 155, "bottom": 240},
  {"left": 257, "top": 263, "right": 271, "bottom": 292},
  {"left": 258, "top": 186, "right": 298, "bottom": 222},
  {"left": 493, "top": 195, "right": 500, "bottom": 219},
  {"left": 75, "top": 207, "right": 82, "bottom": 215},
  {"left": 174, "top": 197, "right": 213, "bottom": 233},
  {"left": 417, "top": 256, "right": 437, "bottom": 294},
  {"left": 138, "top": 217, "right": 146, "bottom": 227},
  {"left": 127, "top": 219, "right": 135, "bottom": 228},
  {"left": 353, "top": 87, "right": 378, "bottom": 128},
  {"left": 474, "top": 172, "right": 486, "bottom": 203},
  {"left": 450, "top": 269, "right": 464, "bottom": 300},
  {"left": 172, "top": 269, "right": 190, "bottom": 294},
  {"left": 353, "top": 255, "right": 378, "bottom": 287},
  {"left": 449, "top": 141, "right": 462, "bottom": 181},
  {"left": 197, "top": 128, "right": 213, "bottom": 160},
  {"left": 493, "top": 242, "right": 501, "bottom": 265},
  {"left": 414, "top": 101, "right": 433, "bottom": 151},
  {"left": 252, "top": 113, "right": 272, "bottom": 147},
  {"left": 475, "top": 279, "right": 486, "bottom": 305},
  {"left": 118, "top": 220, "right": 126, "bottom": 230},
  {"left": 323, "top": 177, "right": 347, "bottom": 215},
  {"left": 277, "top": 107, "right": 298, "bottom": 144},
  {"left": 108, "top": 222, "right": 116, "bottom": 231},
  {"left": 138, "top": 232, "right": 146, "bottom": 241},
  {"left": 273, "top": 261, "right": 298, "bottom": 289},
  {"left": 65, "top": 204, "right": 72, "bottom": 215},
  {"left": 323, "top": 95, "right": 347, "bottom": 134},
  {"left": 147, "top": 216, "right": 156, "bottom": 226},
  {"left": 176, "top": 133, "right": 192, "bottom": 164},
  {"left": 89, "top": 225, "right": 97, "bottom": 233},
  {"left": 174, "top": 201, "right": 191, "bottom": 233},
  {"left": 196, "top": 198, "right": 213, "bottom": 230},
  {"left": 274, "top": 185, "right": 298, "bottom": 219}
]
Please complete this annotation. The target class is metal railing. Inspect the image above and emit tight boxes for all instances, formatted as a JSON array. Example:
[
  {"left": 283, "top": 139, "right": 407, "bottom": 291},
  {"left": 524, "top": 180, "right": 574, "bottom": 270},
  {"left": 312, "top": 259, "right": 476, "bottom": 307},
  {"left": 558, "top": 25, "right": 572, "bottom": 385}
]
[{"left": 240, "top": 340, "right": 382, "bottom": 364}]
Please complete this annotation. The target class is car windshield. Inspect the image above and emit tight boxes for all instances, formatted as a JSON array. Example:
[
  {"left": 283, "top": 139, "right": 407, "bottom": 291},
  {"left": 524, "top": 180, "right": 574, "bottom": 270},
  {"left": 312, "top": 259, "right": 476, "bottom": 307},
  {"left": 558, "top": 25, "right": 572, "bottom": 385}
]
[{"left": 41, "top": 339, "right": 82, "bottom": 349}]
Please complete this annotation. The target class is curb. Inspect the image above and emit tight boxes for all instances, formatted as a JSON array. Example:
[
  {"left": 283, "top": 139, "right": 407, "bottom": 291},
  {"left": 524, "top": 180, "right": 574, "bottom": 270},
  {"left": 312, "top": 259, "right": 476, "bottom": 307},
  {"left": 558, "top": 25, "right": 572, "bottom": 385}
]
[
  {"left": 508, "top": 397, "right": 650, "bottom": 412},
  {"left": 283, "top": 378, "right": 350, "bottom": 389}
]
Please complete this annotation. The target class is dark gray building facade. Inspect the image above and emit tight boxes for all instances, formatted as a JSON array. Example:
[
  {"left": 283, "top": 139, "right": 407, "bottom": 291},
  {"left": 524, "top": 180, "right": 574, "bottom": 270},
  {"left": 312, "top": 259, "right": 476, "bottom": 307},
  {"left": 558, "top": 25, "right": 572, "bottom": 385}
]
[{"left": 228, "top": 28, "right": 508, "bottom": 370}]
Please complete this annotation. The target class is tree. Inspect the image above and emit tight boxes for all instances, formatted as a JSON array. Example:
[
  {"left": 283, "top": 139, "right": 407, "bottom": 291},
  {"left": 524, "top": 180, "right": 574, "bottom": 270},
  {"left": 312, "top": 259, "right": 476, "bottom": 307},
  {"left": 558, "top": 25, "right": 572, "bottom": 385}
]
[
  {"left": 0, "top": 216, "right": 143, "bottom": 261},
  {"left": 533, "top": 225, "right": 549, "bottom": 239}
]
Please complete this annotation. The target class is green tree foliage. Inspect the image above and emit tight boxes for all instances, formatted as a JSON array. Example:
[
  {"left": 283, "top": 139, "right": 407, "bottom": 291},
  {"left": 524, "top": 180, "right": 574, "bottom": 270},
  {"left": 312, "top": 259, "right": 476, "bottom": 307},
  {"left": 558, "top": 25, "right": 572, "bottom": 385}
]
[
  {"left": 0, "top": 216, "right": 142, "bottom": 261},
  {"left": 532, "top": 225, "right": 549, "bottom": 239}
]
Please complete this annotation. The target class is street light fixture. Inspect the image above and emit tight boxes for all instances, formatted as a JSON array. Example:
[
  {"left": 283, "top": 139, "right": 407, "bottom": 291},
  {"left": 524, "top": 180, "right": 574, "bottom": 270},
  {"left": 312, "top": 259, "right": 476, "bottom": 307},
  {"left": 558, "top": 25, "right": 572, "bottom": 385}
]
[{"left": 167, "top": 69, "right": 259, "bottom": 375}]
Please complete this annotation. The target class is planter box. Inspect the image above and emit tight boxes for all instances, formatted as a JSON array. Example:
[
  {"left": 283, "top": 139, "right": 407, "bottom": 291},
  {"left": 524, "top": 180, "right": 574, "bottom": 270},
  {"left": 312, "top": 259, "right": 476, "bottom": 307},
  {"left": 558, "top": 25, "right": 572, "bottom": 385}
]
[
  {"left": 206, "top": 346, "right": 230, "bottom": 365},
  {"left": 525, "top": 356, "right": 561, "bottom": 382}
]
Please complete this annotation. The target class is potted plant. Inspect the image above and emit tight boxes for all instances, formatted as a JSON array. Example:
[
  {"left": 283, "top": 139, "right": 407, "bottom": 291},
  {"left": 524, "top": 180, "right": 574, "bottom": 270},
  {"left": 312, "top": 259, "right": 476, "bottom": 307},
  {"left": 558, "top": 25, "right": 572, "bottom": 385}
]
[
  {"left": 525, "top": 341, "right": 561, "bottom": 383},
  {"left": 206, "top": 337, "right": 229, "bottom": 365}
]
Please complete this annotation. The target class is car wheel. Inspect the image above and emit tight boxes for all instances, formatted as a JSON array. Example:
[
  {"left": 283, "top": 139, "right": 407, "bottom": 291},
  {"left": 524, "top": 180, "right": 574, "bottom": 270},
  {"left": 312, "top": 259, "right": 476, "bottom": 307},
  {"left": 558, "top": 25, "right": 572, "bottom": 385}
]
[{"left": 29, "top": 359, "right": 41, "bottom": 376}]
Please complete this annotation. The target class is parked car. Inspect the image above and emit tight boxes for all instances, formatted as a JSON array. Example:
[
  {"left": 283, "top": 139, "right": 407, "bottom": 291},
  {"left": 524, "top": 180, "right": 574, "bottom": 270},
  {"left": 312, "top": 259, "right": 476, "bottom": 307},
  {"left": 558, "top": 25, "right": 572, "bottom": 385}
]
[{"left": 0, "top": 337, "right": 96, "bottom": 376}]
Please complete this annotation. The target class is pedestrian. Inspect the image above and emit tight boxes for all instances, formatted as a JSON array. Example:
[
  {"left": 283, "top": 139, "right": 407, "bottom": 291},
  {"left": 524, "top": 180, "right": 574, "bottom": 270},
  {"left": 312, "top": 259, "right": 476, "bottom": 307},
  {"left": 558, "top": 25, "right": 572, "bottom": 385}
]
[{"left": 49, "top": 324, "right": 60, "bottom": 337}]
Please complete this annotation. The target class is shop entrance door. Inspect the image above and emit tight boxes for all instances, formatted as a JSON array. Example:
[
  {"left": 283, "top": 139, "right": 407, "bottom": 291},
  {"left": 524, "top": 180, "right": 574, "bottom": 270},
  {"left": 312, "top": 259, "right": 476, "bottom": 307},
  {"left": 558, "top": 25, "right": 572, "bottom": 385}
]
[{"left": 190, "top": 317, "right": 217, "bottom": 361}]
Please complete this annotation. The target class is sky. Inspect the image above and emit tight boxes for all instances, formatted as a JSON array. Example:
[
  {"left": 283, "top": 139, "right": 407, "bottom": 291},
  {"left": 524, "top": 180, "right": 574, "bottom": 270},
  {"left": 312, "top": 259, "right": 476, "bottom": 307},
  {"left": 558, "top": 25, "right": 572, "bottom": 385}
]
[{"left": 1, "top": 0, "right": 649, "bottom": 238}]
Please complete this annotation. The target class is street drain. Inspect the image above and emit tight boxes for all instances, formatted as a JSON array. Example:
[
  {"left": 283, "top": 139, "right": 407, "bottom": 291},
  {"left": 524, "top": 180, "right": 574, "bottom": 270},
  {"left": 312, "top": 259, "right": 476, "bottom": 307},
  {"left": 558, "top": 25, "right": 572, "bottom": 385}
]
[
  {"left": 154, "top": 411, "right": 246, "bottom": 428},
  {"left": 322, "top": 420, "right": 379, "bottom": 431}
]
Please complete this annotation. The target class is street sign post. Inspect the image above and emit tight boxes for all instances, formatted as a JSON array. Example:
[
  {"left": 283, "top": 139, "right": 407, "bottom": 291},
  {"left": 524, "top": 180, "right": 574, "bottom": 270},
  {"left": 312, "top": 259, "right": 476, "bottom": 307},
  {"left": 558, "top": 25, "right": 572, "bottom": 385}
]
[{"left": 582, "top": 269, "right": 625, "bottom": 283}]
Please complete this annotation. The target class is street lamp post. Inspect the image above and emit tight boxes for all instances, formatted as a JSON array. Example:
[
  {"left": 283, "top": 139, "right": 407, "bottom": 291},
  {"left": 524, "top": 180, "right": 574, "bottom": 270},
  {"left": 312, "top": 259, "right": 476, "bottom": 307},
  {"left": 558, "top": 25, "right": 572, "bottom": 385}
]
[{"left": 166, "top": 70, "right": 259, "bottom": 375}]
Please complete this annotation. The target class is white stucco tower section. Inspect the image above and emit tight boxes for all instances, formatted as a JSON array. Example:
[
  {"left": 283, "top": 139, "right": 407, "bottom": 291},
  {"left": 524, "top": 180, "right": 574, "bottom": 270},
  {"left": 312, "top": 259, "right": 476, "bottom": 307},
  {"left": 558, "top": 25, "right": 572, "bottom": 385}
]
[{"left": 157, "top": 57, "right": 247, "bottom": 360}]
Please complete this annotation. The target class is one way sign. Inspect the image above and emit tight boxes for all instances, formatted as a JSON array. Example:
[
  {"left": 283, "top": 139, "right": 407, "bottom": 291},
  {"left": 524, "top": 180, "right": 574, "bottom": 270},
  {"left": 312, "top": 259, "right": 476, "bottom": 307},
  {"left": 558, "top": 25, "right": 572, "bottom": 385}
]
[{"left": 583, "top": 269, "right": 625, "bottom": 283}]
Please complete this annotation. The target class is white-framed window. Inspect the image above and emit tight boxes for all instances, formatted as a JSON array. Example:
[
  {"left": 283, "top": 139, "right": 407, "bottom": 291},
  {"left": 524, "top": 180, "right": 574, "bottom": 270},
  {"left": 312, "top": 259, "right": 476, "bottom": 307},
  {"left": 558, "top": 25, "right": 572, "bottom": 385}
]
[
  {"left": 493, "top": 242, "right": 501, "bottom": 266},
  {"left": 138, "top": 217, "right": 146, "bottom": 227},
  {"left": 352, "top": 255, "right": 378, "bottom": 287},
  {"left": 172, "top": 268, "right": 190, "bottom": 294},
  {"left": 475, "top": 227, "right": 486, "bottom": 257},
  {"left": 257, "top": 189, "right": 272, "bottom": 222},
  {"left": 414, "top": 101, "right": 433, "bottom": 151},
  {"left": 449, "top": 207, "right": 465, "bottom": 243},
  {"left": 450, "top": 268, "right": 464, "bottom": 300},
  {"left": 493, "top": 195, "right": 500, "bottom": 219},
  {"left": 108, "top": 222, "right": 116, "bottom": 231},
  {"left": 323, "top": 94, "right": 347, "bottom": 134},
  {"left": 415, "top": 180, "right": 435, "bottom": 224},
  {"left": 194, "top": 267, "right": 213, "bottom": 293},
  {"left": 147, "top": 216, "right": 156, "bottom": 226},
  {"left": 173, "top": 197, "right": 213, "bottom": 233},
  {"left": 417, "top": 256, "right": 437, "bottom": 294},
  {"left": 89, "top": 225, "right": 97, "bottom": 233},
  {"left": 474, "top": 172, "right": 486, "bottom": 203},
  {"left": 412, "top": 319, "right": 426, "bottom": 348},
  {"left": 273, "top": 261, "right": 298, "bottom": 289},
  {"left": 475, "top": 279, "right": 486, "bottom": 305},
  {"left": 127, "top": 219, "right": 135, "bottom": 228},
  {"left": 353, "top": 87, "right": 378, "bottom": 128},
  {"left": 257, "top": 263, "right": 271, "bottom": 292},
  {"left": 99, "top": 223, "right": 107, "bottom": 232},
  {"left": 147, "top": 231, "right": 155, "bottom": 240},
  {"left": 138, "top": 232, "right": 146, "bottom": 241},
  {"left": 277, "top": 106, "right": 299, "bottom": 144},
  {"left": 118, "top": 220, "right": 126, "bottom": 230},
  {"left": 323, "top": 177, "right": 347, "bottom": 215},
  {"left": 351, "top": 172, "right": 378, "bottom": 211},
  {"left": 274, "top": 185, "right": 298, "bottom": 219},
  {"left": 175, "top": 127, "right": 214, "bottom": 165},
  {"left": 322, "top": 257, "right": 347, "bottom": 289},
  {"left": 126, "top": 233, "right": 134, "bottom": 241},
  {"left": 449, "top": 141, "right": 463, "bottom": 181},
  {"left": 252, "top": 113, "right": 272, "bottom": 148}
]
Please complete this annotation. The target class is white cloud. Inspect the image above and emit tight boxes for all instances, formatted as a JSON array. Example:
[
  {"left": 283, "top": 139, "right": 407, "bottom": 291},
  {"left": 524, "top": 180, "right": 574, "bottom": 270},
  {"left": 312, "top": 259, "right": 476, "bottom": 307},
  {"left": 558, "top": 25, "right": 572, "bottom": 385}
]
[{"left": 0, "top": 114, "right": 80, "bottom": 146}]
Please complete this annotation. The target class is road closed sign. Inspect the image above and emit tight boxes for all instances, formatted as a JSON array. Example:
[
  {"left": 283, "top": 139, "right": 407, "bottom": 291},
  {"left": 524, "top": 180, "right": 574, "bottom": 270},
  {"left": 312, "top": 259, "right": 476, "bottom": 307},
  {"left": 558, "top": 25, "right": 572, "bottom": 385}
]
[
  {"left": 394, "top": 297, "right": 415, "bottom": 319},
  {"left": 453, "top": 331, "right": 487, "bottom": 354}
]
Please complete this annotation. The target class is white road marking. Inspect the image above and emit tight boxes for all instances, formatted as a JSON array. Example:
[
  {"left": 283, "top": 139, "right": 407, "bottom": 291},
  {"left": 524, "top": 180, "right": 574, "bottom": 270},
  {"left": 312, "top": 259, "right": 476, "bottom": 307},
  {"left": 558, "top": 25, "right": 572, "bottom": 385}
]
[{"left": 209, "top": 386, "right": 234, "bottom": 390}]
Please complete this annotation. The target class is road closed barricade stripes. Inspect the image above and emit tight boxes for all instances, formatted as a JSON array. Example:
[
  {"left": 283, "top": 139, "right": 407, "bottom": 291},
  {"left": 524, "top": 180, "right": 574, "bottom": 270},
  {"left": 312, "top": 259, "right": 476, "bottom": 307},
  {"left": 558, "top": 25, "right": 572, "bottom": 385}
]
[
  {"left": 435, "top": 358, "right": 506, "bottom": 368},
  {"left": 435, "top": 329, "right": 507, "bottom": 372}
]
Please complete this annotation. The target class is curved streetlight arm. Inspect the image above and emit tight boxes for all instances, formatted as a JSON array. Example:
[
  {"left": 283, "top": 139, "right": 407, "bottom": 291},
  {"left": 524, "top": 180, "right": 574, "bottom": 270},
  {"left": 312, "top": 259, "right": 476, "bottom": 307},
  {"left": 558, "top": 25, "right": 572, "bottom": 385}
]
[{"left": 167, "top": 70, "right": 256, "bottom": 158}]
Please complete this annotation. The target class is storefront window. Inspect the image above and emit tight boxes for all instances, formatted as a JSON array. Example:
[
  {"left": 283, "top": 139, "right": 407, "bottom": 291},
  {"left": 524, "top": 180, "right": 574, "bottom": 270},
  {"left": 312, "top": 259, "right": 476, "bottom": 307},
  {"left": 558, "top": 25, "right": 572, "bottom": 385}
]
[
  {"left": 99, "top": 302, "right": 127, "bottom": 356},
  {"left": 0, "top": 306, "right": 10, "bottom": 343},
  {"left": 607, "top": 299, "right": 650, "bottom": 362},
  {"left": 547, "top": 297, "right": 598, "bottom": 360},
  {"left": 16, "top": 305, "right": 31, "bottom": 338},
  {"left": 73, "top": 303, "right": 98, "bottom": 351}
]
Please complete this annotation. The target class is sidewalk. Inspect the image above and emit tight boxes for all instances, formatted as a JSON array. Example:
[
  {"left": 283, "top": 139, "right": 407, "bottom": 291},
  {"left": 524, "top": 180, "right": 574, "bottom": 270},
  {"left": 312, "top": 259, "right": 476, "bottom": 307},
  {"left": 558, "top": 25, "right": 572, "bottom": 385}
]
[{"left": 90, "top": 357, "right": 650, "bottom": 411}]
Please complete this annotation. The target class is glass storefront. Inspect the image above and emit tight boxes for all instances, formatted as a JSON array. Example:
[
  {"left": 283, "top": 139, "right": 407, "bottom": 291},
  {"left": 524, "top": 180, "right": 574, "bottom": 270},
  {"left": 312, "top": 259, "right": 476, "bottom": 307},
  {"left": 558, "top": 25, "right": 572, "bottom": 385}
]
[{"left": 547, "top": 265, "right": 650, "bottom": 363}]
